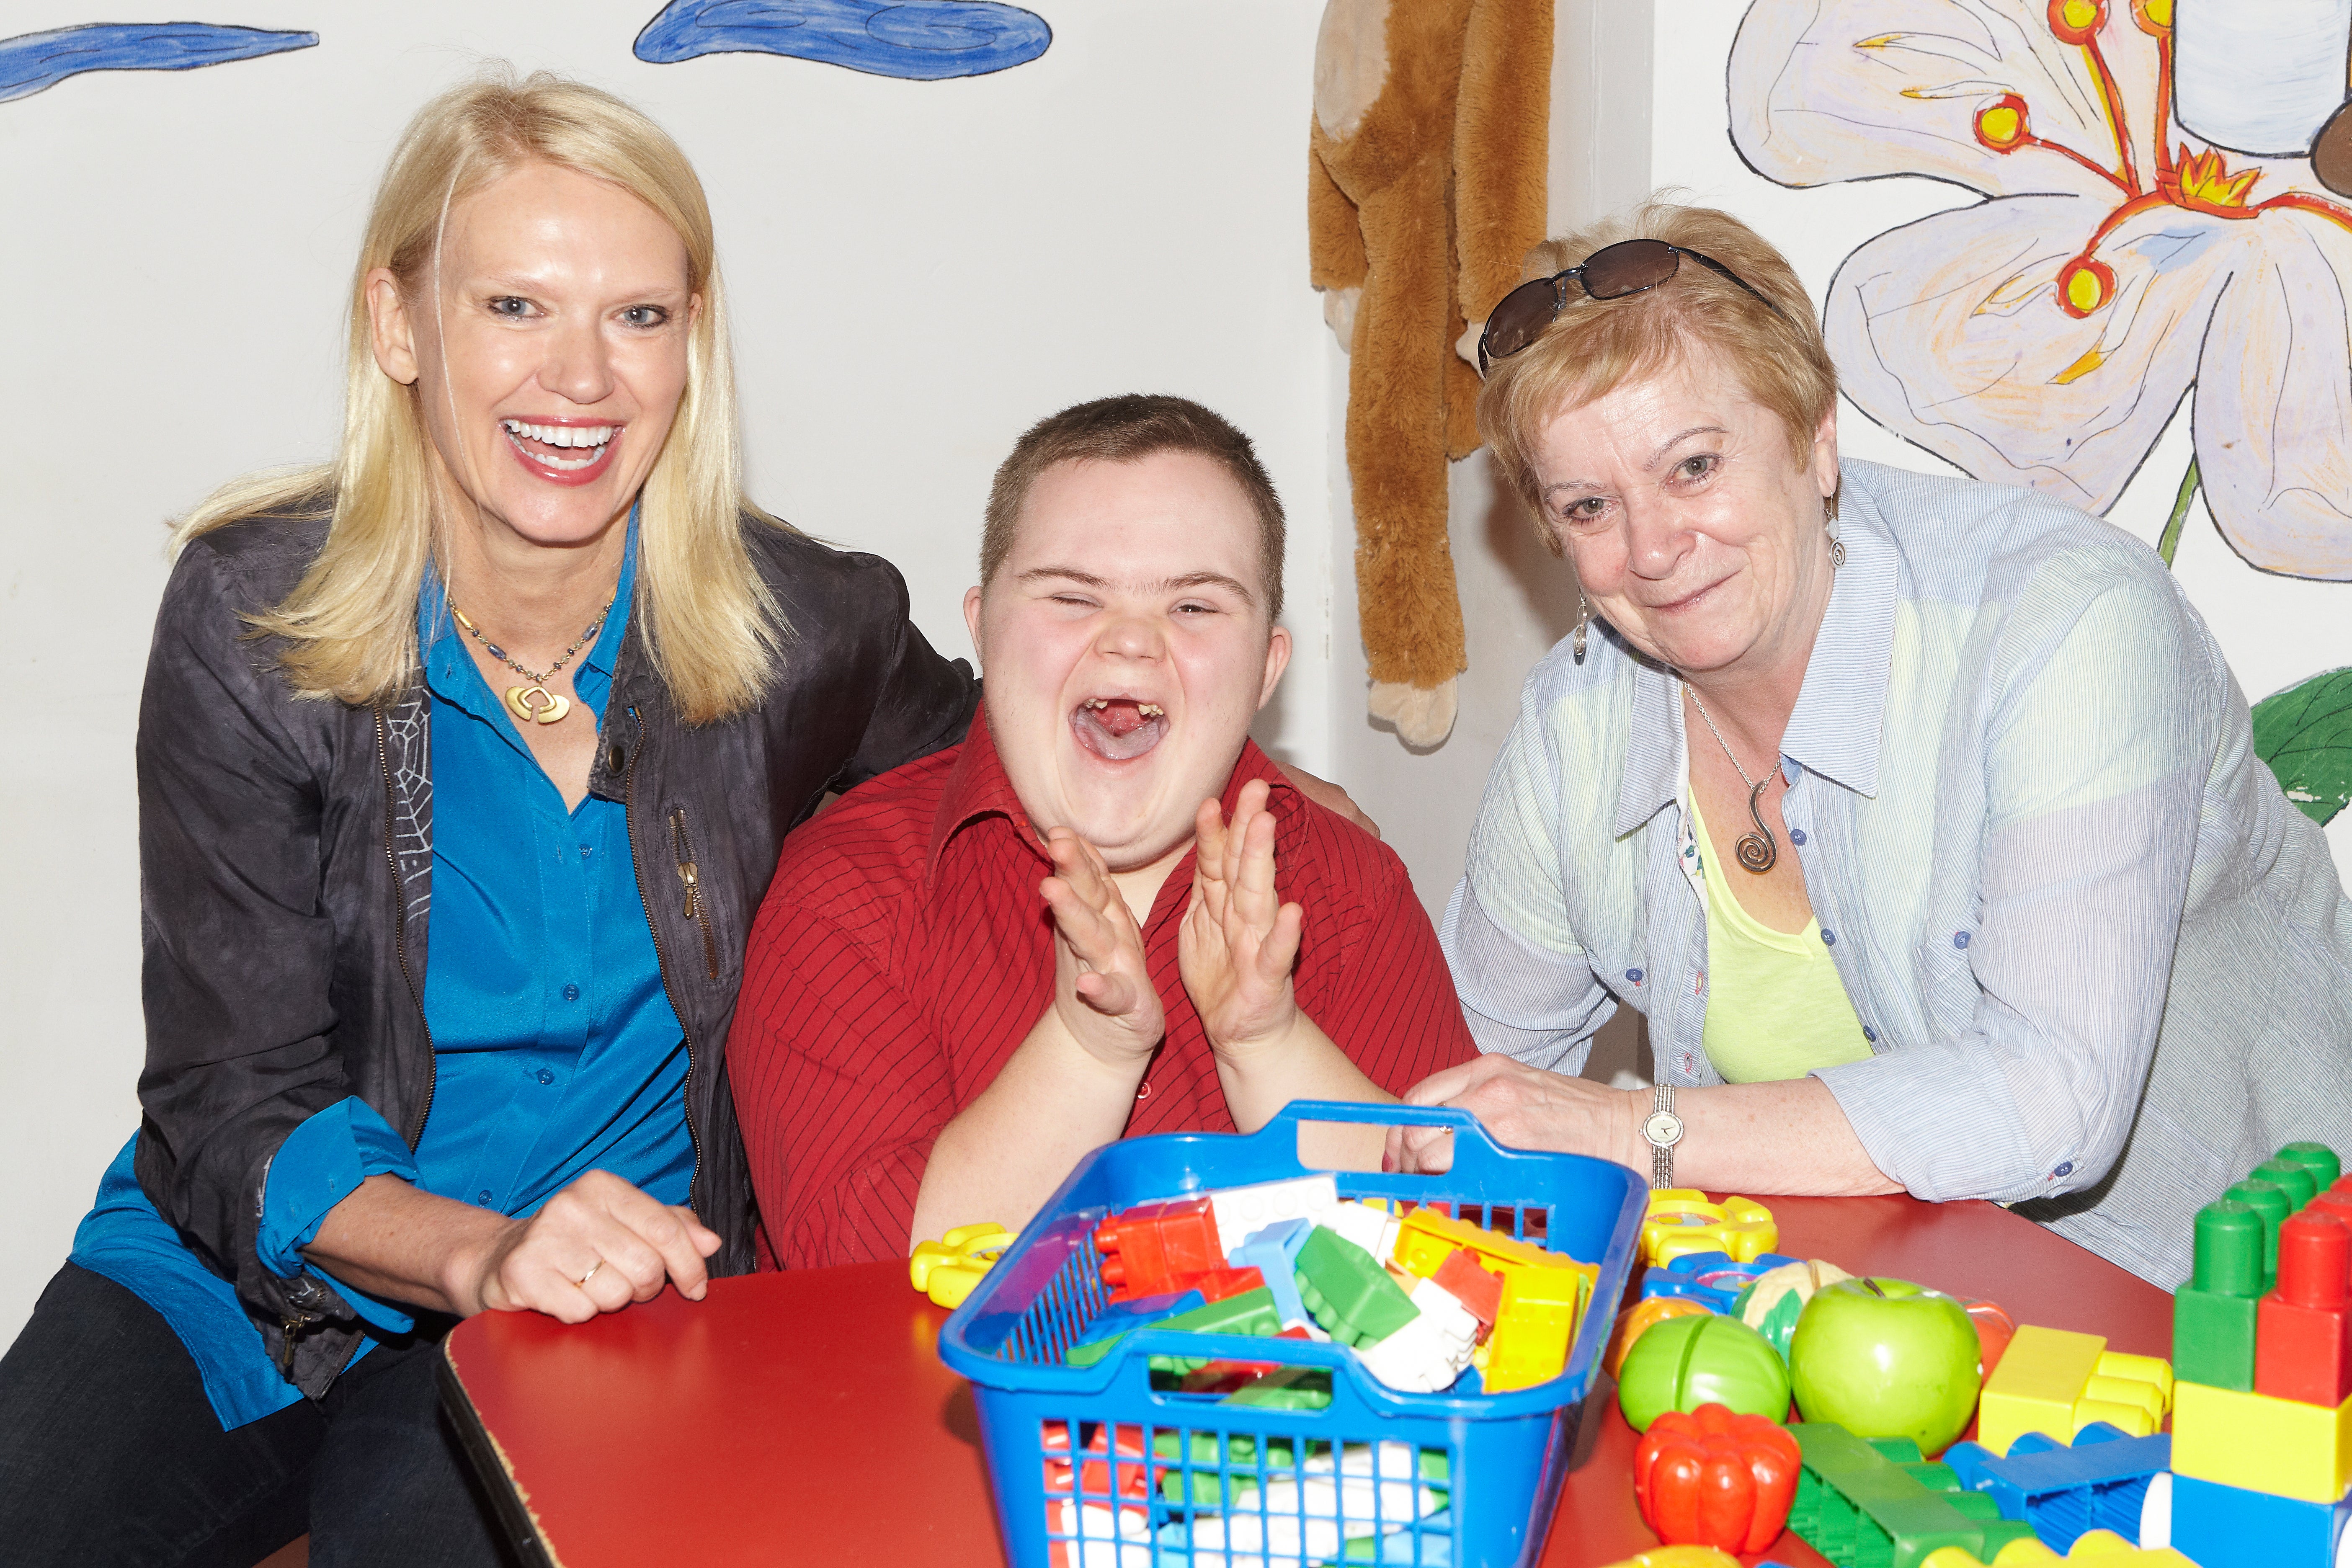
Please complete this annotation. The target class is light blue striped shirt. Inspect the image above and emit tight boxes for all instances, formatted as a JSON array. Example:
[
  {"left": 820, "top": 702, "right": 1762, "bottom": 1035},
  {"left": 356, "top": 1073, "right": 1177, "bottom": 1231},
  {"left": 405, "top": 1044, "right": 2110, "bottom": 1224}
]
[{"left": 1441, "top": 458, "right": 2352, "bottom": 1287}]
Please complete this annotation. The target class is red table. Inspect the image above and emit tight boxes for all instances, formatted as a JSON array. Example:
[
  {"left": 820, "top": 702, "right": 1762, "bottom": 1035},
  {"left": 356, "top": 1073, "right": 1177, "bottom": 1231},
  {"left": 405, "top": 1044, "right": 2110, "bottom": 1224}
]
[{"left": 440, "top": 1195, "right": 2173, "bottom": 1568}]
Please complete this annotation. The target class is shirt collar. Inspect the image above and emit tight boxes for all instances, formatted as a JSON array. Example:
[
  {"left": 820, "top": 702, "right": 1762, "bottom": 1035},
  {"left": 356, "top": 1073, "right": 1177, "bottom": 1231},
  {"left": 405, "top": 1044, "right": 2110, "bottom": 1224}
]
[
  {"left": 1611, "top": 464, "right": 1898, "bottom": 833},
  {"left": 927, "top": 702, "right": 1296, "bottom": 880}
]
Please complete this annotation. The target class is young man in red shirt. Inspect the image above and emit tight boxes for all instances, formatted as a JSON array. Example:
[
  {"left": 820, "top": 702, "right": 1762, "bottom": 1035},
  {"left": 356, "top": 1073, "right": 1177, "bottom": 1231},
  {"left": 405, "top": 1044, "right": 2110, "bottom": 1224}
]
[{"left": 730, "top": 395, "right": 1477, "bottom": 1265}]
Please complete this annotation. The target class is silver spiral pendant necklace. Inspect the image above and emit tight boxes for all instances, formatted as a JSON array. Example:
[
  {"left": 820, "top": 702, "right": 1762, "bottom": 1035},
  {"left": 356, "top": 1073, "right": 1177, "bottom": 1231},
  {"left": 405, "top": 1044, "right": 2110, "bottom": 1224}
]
[
  {"left": 1684, "top": 683, "right": 1777, "bottom": 874},
  {"left": 449, "top": 588, "right": 617, "bottom": 727}
]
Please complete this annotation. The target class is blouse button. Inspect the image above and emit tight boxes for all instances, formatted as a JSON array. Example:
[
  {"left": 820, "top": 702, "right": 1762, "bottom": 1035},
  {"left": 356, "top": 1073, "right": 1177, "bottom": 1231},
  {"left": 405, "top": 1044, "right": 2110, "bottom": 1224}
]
[
  {"left": 477, "top": 1190, "right": 494, "bottom": 1205},
  {"left": 563, "top": 984, "right": 581, "bottom": 1002},
  {"left": 1821, "top": 929, "right": 1837, "bottom": 946},
  {"left": 1862, "top": 1026, "right": 1877, "bottom": 1043},
  {"left": 1626, "top": 968, "right": 1644, "bottom": 985},
  {"left": 1135, "top": 1081, "right": 1152, "bottom": 1102},
  {"left": 536, "top": 1068, "right": 555, "bottom": 1086},
  {"left": 1954, "top": 931, "right": 1971, "bottom": 949},
  {"left": 2054, "top": 1161, "right": 2075, "bottom": 1178},
  {"left": 1789, "top": 828, "right": 1807, "bottom": 846}
]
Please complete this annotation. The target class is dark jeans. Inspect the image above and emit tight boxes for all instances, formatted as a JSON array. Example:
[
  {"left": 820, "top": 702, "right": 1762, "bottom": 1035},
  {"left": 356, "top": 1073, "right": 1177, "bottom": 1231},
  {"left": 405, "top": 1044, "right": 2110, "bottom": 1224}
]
[{"left": 0, "top": 1263, "right": 520, "bottom": 1568}]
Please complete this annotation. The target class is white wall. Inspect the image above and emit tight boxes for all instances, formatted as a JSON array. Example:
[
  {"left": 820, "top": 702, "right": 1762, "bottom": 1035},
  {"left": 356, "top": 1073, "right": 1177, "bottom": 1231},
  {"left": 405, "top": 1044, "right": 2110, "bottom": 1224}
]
[{"left": 0, "top": 2, "right": 1339, "bottom": 1341}]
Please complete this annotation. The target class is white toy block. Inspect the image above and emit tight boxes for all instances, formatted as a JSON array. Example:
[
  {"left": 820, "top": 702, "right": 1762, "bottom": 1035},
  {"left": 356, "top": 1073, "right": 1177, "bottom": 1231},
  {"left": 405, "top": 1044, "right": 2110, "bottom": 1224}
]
[
  {"left": 1358, "top": 1279, "right": 1480, "bottom": 1393},
  {"left": 1207, "top": 1174, "right": 1341, "bottom": 1258}
]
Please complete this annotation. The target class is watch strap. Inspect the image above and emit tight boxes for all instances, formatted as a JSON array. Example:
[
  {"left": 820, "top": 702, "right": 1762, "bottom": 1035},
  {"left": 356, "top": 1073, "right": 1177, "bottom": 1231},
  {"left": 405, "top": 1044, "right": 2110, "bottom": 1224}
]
[{"left": 1649, "top": 1083, "right": 1676, "bottom": 1190}]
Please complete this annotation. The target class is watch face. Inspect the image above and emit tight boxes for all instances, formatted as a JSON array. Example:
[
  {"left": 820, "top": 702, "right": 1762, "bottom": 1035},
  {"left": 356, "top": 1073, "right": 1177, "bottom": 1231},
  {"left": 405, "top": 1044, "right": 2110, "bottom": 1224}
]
[{"left": 1642, "top": 1111, "right": 1684, "bottom": 1148}]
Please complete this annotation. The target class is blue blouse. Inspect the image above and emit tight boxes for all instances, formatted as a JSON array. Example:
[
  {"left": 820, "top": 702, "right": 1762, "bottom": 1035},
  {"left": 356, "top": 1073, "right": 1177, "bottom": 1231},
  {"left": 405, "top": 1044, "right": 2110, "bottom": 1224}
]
[{"left": 70, "top": 526, "right": 691, "bottom": 1427}]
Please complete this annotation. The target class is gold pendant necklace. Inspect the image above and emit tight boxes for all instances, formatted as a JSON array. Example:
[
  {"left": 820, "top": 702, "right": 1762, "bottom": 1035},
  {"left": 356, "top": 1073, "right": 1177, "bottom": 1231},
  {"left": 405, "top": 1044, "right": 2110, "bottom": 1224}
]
[{"left": 448, "top": 588, "right": 617, "bottom": 728}]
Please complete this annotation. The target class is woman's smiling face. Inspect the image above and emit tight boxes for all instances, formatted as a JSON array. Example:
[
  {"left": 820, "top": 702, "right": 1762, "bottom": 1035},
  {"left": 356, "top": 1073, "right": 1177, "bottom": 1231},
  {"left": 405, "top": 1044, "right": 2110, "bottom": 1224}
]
[
  {"left": 1528, "top": 343, "right": 1840, "bottom": 678},
  {"left": 368, "top": 161, "right": 699, "bottom": 546}
]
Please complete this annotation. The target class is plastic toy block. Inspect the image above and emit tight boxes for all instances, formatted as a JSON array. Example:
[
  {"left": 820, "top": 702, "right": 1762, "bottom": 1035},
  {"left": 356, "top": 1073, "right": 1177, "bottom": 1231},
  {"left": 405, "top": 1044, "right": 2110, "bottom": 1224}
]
[
  {"left": 1785, "top": 1422, "right": 2039, "bottom": 1567},
  {"left": 1063, "top": 1289, "right": 1203, "bottom": 1368},
  {"left": 1639, "top": 1249, "right": 1800, "bottom": 1314},
  {"left": 1161, "top": 1265, "right": 1264, "bottom": 1304},
  {"left": 2257, "top": 1210, "right": 2352, "bottom": 1406},
  {"left": 2280, "top": 1142, "right": 2344, "bottom": 1191},
  {"left": 1978, "top": 1328, "right": 2105, "bottom": 1453},
  {"left": 1978, "top": 1328, "right": 2170, "bottom": 1452},
  {"left": 2172, "top": 1377, "right": 2352, "bottom": 1501},
  {"left": 1392, "top": 1204, "right": 1562, "bottom": 1279},
  {"left": 1321, "top": 1198, "right": 1404, "bottom": 1266},
  {"left": 1205, "top": 1173, "right": 1338, "bottom": 1256},
  {"left": 1295, "top": 1225, "right": 1419, "bottom": 1347},
  {"left": 1219, "top": 1362, "right": 1333, "bottom": 1411},
  {"left": 1359, "top": 1278, "right": 1480, "bottom": 1393},
  {"left": 1228, "top": 1216, "right": 1315, "bottom": 1326},
  {"left": 2169, "top": 1472, "right": 2352, "bottom": 1568},
  {"left": 1041, "top": 1420, "right": 1149, "bottom": 1504},
  {"left": 1914, "top": 1531, "right": 2197, "bottom": 1566},
  {"left": 1641, "top": 1190, "right": 1779, "bottom": 1267},
  {"left": 1939, "top": 1422, "right": 2170, "bottom": 1552},
  {"left": 1483, "top": 1260, "right": 1589, "bottom": 1393},
  {"left": 2225, "top": 1177, "right": 2292, "bottom": 1273},
  {"left": 907, "top": 1219, "right": 1014, "bottom": 1308},
  {"left": 1093, "top": 1196, "right": 1222, "bottom": 1301},
  {"left": 2173, "top": 1199, "right": 2265, "bottom": 1391},
  {"left": 2256, "top": 1156, "right": 2323, "bottom": 1210},
  {"left": 1430, "top": 1246, "right": 1503, "bottom": 1326}
]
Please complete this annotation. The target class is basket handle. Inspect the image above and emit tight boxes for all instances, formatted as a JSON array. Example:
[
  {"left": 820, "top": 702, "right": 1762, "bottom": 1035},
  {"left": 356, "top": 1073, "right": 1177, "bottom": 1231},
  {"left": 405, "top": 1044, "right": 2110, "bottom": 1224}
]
[{"left": 1252, "top": 1099, "right": 1529, "bottom": 1185}]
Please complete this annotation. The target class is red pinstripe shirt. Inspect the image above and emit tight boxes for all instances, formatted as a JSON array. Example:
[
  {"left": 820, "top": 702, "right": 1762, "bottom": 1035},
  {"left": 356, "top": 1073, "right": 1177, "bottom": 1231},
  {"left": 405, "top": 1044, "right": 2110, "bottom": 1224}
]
[{"left": 731, "top": 711, "right": 1478, "bottom": 1267}]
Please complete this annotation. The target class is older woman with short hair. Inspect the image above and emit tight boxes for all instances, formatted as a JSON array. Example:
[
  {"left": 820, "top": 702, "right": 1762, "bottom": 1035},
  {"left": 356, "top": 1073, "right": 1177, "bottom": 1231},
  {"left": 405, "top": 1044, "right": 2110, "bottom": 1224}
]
[{"left": 1398, "top": 199, "right": 2352, "bottom": 1287}]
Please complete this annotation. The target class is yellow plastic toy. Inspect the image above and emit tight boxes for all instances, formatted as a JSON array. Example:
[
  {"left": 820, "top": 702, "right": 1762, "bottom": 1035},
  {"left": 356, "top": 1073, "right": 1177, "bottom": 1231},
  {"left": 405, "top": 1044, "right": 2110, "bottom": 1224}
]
[
  {"left": 1482, "top": 1261, "right": 1589, "bottom": 1393},
  {"left": 908, "top": 1220, "right": 1014, "bottom": 1309},
  {"left": 1595, "top": 1549, "right": 1741, "bottom": 1568},
  {"left": 1977, "top": 1326, "right": 2173, "bottom": 1452},
  {"left": 1393, "top": 1205, "right": 1574, "bottom": 1279},
  {"left": 2172, "top": 1376, "right": 2352, "bottom": 1503},
  {"left": 1639, "top": 1189, "right": 1778, "bottom": 1267},
  {"left": 1917, "top": 1527, "right": 2197, "bottom": 1566}
]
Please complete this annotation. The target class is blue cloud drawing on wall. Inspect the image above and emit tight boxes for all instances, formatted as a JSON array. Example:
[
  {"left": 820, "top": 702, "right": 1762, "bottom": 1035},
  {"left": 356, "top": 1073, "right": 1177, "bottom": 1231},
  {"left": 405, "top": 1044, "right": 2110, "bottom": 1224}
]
[
  {"left": 636, "top": 0, "right": 1049, "bottom": 82},
  {"left": 1, "top": 22, "right": 317, "bottom": 105}
]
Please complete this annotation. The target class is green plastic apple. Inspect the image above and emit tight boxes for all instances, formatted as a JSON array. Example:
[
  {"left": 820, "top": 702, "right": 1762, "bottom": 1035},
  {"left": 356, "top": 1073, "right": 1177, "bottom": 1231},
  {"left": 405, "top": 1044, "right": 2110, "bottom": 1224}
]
[{"left": 1787, "top": 1276, "right": 1981, "bottom": 1454}]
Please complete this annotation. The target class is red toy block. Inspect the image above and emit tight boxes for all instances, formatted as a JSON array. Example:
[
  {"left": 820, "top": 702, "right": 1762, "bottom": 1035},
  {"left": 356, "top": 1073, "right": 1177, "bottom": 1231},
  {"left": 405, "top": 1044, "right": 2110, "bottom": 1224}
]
[
  {"left": 1432, "top": 1247, "right": 1504, "bottom": 1327},
  {"left": 2257, "top": 1211, "right": 2352, "bottom": 1407},
  {"left": 1094, "top": 1197, "right": 1222, "bottom": 1301},
  {"left": 1165, "top": 1266, "right": 1266, "bottom": 1304}
]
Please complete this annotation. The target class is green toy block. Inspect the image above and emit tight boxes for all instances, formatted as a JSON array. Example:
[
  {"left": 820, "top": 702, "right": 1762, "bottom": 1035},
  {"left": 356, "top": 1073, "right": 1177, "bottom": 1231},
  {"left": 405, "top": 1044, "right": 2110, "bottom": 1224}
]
[
  {"left": 1786, "top": 1423, "right": 2040, "bottom": 1568},
  {"left": 2174, "top": 1199, "right": 2266, "bottom": 1391},
  {"left": 1144, "top": 1287, "right": 1281, "bottom": 1373},
  {"left": 1221, "top": 1364, "right": 1333, "bottom": 1411},
  {"left": 1293, "top": 1226, "right": 1418, "bottom": 1347},
  {"left": 1073, "top": 1287, "right": 1279, "bottom": 1371},
  {"left": 2279, "top": 1141, "right": 2342, "bottom": 1190},
  {"left": 2254, "top": 1157, "right": 2321, "bottom": 1211},
  {"left": 2225, "top": 1178, "right": 2291, "bottom": 1273}
]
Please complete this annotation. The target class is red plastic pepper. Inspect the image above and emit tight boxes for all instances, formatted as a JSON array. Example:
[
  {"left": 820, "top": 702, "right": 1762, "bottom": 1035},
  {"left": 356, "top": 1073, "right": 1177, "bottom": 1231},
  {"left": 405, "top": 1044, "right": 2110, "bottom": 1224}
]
[{"left": 1631, "top": 1402, "right": 1800, "bottom": 1553}]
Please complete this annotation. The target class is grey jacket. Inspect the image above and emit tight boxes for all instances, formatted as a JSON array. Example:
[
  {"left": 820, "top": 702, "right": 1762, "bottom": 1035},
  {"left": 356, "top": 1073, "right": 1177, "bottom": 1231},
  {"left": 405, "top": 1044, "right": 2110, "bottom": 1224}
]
[{"left": 132, "top": 511, "right": 977, "bottom": 1395}]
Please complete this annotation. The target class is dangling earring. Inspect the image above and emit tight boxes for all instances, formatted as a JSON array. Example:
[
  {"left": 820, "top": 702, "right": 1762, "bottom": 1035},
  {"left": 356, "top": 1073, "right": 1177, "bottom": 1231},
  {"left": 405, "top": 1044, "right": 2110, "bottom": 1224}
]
[
  {"left": 1572, "top": 596, "right": 1590, "bottom": 663},
  {"left": 1825, "top": 486, "right": 1845, "bottom": 571}
]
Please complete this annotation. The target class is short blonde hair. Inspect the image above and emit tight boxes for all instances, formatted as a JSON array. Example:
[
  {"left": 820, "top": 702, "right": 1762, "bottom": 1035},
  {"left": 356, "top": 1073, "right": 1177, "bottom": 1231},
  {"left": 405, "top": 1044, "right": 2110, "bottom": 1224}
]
[
  {"left": 1478, "top": 198, "right": 1837, "bottom": 547},
  {"left": 178, "top": 69, "right": 787, "bottom": 723}
]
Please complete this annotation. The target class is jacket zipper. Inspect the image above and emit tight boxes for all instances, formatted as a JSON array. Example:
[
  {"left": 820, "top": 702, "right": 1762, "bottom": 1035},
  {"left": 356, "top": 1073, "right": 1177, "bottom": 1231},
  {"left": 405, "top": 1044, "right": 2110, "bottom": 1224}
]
[
  {"left": 668, "top": 806, "right": 722, "bottom": 981},
  {"left": 624, "top": 707, "right": 705, "bottom": 1208}
]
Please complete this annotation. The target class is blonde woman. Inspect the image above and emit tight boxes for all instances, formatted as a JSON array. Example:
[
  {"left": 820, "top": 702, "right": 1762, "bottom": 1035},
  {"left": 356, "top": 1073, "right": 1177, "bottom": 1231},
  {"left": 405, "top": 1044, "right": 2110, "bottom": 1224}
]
[{"left": 0, "top": 75, "right": 979, "bottom": 1565}]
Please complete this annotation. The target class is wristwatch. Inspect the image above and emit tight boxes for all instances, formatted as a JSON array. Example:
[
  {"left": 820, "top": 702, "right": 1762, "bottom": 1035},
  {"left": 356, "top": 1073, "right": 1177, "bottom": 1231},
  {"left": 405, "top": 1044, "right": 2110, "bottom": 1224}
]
[{"left": 1640, "top": 1084, "right": 1684, "bottom": 1190}]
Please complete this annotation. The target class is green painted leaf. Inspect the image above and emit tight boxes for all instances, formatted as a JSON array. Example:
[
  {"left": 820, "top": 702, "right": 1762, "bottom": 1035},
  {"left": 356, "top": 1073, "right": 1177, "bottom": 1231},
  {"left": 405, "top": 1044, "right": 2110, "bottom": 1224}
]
[{"left": 2251, "top": 668, "right": 2352, "bottom": 828}]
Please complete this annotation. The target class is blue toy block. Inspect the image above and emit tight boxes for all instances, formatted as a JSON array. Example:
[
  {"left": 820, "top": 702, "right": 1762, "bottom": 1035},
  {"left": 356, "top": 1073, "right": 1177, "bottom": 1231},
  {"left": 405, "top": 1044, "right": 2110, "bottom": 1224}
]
[
  {"left": 2170, "top": 1472, "right": 2352, "bottom": 1568},
  {"left": 1940, "top": 1422, "right": 2169, "bottom": 1552},
  {"left": 1228, "top": 1216, "right": 1315, "bottom": 1328},
  {"left": 1637, "top": 1249, "right": 1798, "bottom": 1313}
]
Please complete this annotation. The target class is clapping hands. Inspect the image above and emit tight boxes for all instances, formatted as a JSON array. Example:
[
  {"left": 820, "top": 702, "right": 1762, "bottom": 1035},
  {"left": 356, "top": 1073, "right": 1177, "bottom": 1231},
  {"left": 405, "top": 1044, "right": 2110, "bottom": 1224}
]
[{"left": 1179, "top": 779, "right": 1304, "bottom": 1057}]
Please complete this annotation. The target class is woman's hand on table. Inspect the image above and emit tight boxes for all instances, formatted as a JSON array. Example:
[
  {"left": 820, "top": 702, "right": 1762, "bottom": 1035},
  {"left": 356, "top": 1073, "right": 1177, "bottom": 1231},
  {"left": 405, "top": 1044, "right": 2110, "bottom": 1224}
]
[
  {"left": 454, "top": 1170, "right": 722, "bottom": 1323},
  {"left": 1385, "top": 1055, "right": 1640, "bottom": 1173}
]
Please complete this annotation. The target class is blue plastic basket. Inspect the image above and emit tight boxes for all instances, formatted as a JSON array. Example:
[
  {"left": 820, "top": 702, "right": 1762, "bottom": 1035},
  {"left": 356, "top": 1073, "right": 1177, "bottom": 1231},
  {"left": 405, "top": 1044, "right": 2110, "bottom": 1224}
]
[{"left": 937, "top": 1102, "right": 1646, "bottom": 1568}]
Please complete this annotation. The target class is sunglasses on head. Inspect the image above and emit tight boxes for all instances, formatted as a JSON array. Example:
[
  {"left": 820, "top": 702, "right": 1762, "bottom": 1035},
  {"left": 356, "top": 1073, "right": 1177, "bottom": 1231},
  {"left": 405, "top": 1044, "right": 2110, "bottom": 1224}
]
[{"left": 1476, "top": 238, "right": 1789, "bottom": 374}]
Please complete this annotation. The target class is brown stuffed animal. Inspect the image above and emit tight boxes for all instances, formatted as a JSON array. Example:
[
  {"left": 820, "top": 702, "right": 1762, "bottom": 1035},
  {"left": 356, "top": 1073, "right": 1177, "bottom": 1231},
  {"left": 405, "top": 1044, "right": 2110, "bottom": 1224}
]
[{"left": 1311, "top": 0, "right": 1552, "bottom": 746}]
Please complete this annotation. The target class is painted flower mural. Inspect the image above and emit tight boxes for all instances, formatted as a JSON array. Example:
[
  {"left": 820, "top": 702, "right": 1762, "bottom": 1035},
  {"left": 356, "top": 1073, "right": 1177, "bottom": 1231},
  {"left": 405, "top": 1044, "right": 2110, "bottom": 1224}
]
[{"left": 1729, "top": 0, "right": 2352, "bottom": 579}]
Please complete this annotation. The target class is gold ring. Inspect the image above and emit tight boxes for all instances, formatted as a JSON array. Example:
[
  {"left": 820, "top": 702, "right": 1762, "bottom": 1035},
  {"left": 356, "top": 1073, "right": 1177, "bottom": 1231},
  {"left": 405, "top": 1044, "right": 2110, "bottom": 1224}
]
[{"left": 578, "top": 1261, "right": 602, "bottom": 1288}]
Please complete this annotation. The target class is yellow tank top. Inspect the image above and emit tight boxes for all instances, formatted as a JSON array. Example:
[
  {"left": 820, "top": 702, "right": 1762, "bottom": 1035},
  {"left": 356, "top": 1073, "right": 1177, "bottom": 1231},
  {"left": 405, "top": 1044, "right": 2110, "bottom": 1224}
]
[{"left": 1688, "top": 792, "right": 1874, "bottom": 1084}]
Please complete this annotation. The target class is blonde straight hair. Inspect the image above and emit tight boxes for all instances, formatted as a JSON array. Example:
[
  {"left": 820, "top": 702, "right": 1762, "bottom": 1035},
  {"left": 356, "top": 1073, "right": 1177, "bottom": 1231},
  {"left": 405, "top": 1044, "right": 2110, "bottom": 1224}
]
[{"left": 176, "top": 70, "right": 787, "bottom": 723}]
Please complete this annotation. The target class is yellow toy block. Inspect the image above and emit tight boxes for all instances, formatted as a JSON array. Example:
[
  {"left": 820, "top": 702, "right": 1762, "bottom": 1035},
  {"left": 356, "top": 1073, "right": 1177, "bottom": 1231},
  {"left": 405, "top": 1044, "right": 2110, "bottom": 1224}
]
[
  {"left": 908, "top": 1220, "right": 1013, "bottom": 1308},
  {"left": 1978, "top": 1327, "right": 2174, "bottom": 1451},
  {"left": 1639, "top": 1189, "right": 1778, "bottom": 1266},
  {"left": 1917, "top": 1527, "right": 2197, "bottom": 1566},
  {"left": 1596, "top": 1550, "right": 1740, "bottom": 1568},
  {"left": 1392, "top": 1205, "right": 1571, "bottom": 1279},
  {"left": 2172, "top": 1378, "right": 2352, "bottom": 1503},
  {"left": 1482, "top": 1258, "right": 1590, "bottom": 1393}
]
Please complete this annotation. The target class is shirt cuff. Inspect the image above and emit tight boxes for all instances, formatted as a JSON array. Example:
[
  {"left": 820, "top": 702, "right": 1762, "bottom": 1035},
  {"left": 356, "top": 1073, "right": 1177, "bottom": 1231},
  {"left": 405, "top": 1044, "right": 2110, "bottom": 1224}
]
[{"left": 258, "top": 1097, "right": 421, "bottom": 1335}]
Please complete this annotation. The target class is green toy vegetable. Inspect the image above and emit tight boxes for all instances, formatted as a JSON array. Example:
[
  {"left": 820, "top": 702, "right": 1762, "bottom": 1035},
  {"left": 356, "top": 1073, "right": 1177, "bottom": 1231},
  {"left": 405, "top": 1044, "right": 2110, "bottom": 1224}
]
[{"left": 1616, "top": 1313, "right": 1791, "bottom": 1431}]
